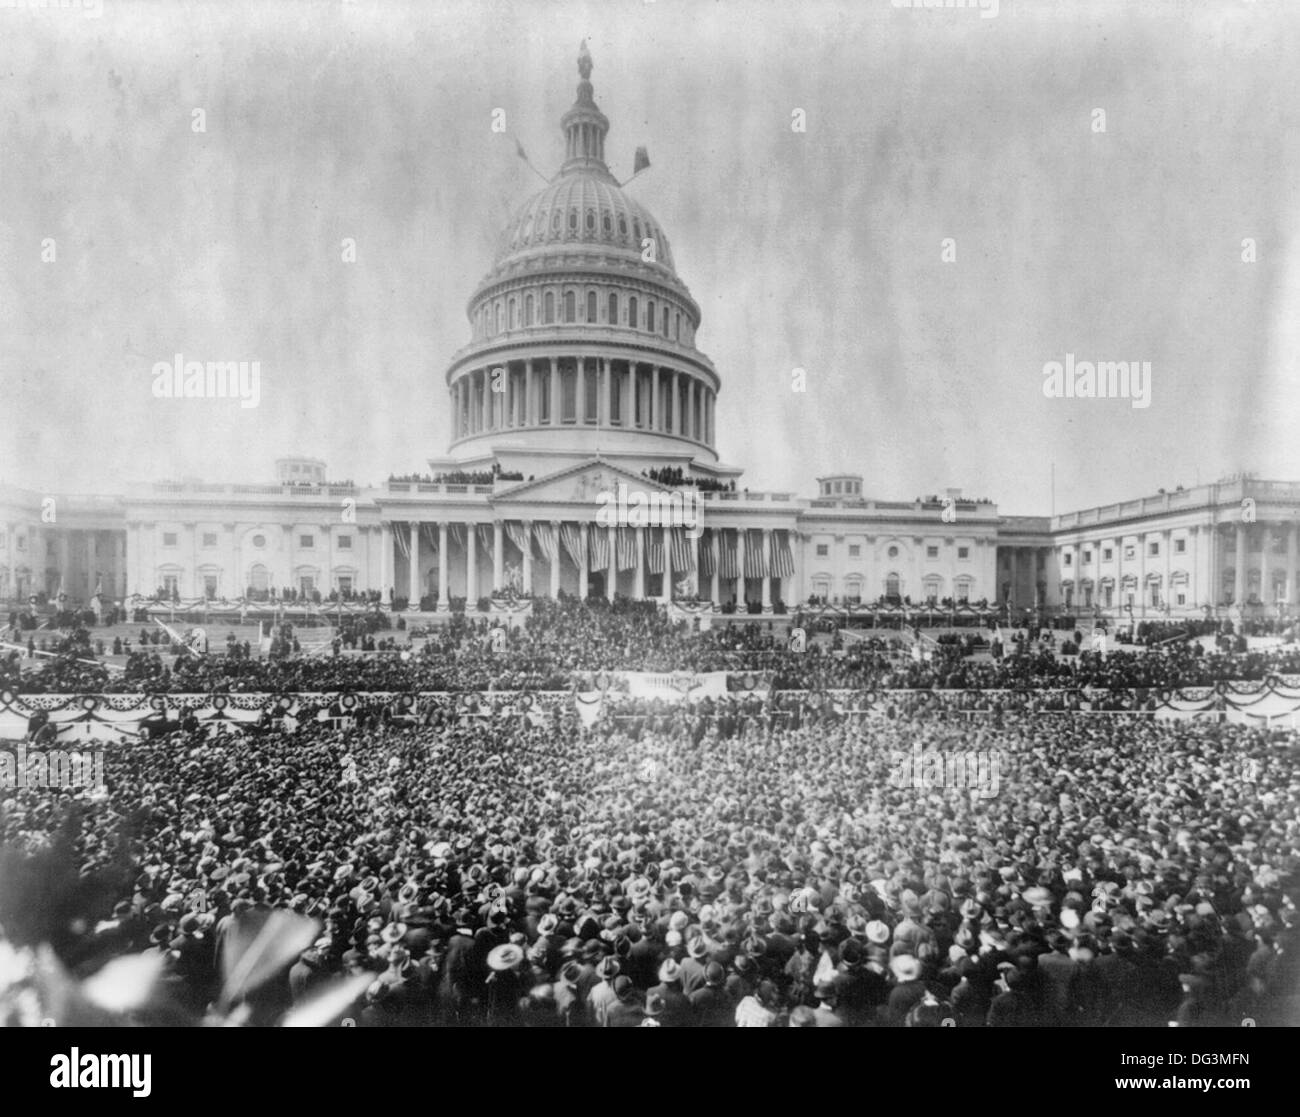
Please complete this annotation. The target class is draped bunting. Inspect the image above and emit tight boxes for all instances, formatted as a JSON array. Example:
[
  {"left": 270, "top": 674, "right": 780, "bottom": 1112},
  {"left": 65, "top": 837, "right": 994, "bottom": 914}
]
[
  {"left": 588, "top": 526, "right": 609, "bottom": 570},
  {"left": 671, "top": 528, "right": 696, "bottom": 572},
  {"left": 420, "top": 523, "right": 439, "bottom": 552},
  {"left": 505, "top": 521, "right": 534, "bottom": 560},
  {"left": 535, "top": 522, "right": 558, "bottom": 566},
  {"left": 698, "top": 529, "right": 716, "bottom": 578},
  {"left": 771, "top": 529, "right": 795, "bottom": 578},
  {"left": 449, "top": 523, "right": 464, "bottom": 548},
  {"left": 561, "top": 524, "right": 585, "bottom": 569},
  {"left": 476, "top": 523, "right": 495, "bottom": 559},
  {"left": 393, "top": 523, "right": 409, "bottom": 560},
  {"left": 719, "top": 531, "right": 738, "bottom": 579},
  {"left": 744, "top": 530, "right": 767, "bottom": 578},
  {"left": 617, "top": 528, "right": 637, "bottom": 572}
]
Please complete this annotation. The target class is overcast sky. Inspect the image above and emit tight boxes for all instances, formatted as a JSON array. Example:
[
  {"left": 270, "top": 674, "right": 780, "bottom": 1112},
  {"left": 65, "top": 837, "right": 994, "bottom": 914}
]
[{"left": 1, "top": 0, "right": 1298, "bottom": 515}]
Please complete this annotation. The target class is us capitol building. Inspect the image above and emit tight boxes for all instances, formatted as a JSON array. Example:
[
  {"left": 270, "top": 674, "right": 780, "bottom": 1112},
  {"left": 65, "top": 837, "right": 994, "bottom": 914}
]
[{"left": 2, "top": 46, "right": 1298, "bottom": 621}]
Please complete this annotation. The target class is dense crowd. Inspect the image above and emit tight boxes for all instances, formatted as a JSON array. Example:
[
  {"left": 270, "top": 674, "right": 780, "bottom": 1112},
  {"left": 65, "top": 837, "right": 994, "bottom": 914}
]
[
  {"left": 1, "top": 698, "right": 1296, "bottom": 1027},
  {"left": 4, "top": 597, "right": 1300, "bottom": 696}
]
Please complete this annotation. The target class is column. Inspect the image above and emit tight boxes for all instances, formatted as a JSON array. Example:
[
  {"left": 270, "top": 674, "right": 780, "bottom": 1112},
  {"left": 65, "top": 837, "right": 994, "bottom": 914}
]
[
  {"left": 1287, "top": 523, "right": 1298, "bottom": 608},
  {"left": 736, "top": 528, "right": 746, "bottom": 607},
  {"left": 380, "top": 522, "right": 393, "bottom": 606},
  {"left": 521, "top": 520, "right": 533, "bottom": 594},
  {"left": 549, "top": 521, "right": 561, "bottom": 599},
  {"left": 710, "top": 530, "right": 720, "bottom": 604},
  {"left": 1189, "top": 525, "right": 1199, "bottom": 611},
  {"left": 579, "top": 522, "right": 589, "bottom": 599},
  {"left": 493, "top": 520, "right": 504, "bottom": 591},
  {"left": 1260, "top": 524, "right": 1270, "bottom": 607},
  {"left": 670, "top": 371, "right": 679, "bottom": 434},
  {"left": 1234, "top": 523, "right": 1246, "bottom": 606},
  {"left": 606, "top": 524, "right": 616, "bottom": 601},
  {"left": 576, "top": 359, "right": 586, "bottom": 424},
  {"left": 480, "top": 369, "right": 491, "bottom": 432},
  {"left": 467, "top": 522, "right": 478, "bottom": 603},
  {"left": 1137, "top": 532, "right": 1147, "bottom": 616},
  {"left": 601, "top": 358, "right": 612, "bottom": 428},
  {"left": 1113, "top": 536, "right": 1122, "bottom": 614},
  {"left": 650, "top": 366, "right": 659, "bottom": 431},
  {"left": 549, "top": 358, "right": 560, "bottom": 427},
  {"left": 761, "top": 528, "right": 772, "bottom": 613},
  {"left": 634, "top": 527, "right": 645, "bottom": 600},
  {"left": 1162, "top": 529, "right": 1171, "bottom": 611},
  {"left": 408, "top": 521, "right": 420, "bottom": 608},
  {"left": 437, "top": 522, "right": 449, "bottom": 609},
  {"left": 625, "top": 364, "right": 635, "bottom": 427},
  {"left": 688, "top": 378, "right": 697, "bottom": 441},
  {"left": 661, "top": 524, "right": 673, "bottom": 604},
  {"left": 1008, "top": 548, "right": 1018, "bottom": 607},
  {"left": 524, "top": 360, "right": 534, "bottom": 427}
]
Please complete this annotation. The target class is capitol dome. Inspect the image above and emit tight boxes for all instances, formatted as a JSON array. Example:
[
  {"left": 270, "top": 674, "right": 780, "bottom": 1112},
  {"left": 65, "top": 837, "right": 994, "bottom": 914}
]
[{"left": 444, "top": 42, "right": 721, "bottom": 472}]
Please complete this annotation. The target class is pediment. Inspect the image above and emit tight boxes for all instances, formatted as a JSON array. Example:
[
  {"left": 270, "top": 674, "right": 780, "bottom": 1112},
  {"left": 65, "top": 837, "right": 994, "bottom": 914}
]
[{"left": 490, "top": 459, "right": 673, "bottom": 507}]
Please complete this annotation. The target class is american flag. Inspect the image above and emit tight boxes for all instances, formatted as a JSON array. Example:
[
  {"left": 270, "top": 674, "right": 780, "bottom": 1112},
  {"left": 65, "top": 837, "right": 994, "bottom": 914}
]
[
  {"left": 770, "top": 530, "right": 795, "bottom": 578},
  {"left": 646, "top": 531, "right": 664, "bottom": 575},
  {"left": 588, "top": 527, "right": 609, "bottom": 570},
  {"left": 743, "top": 530, "right": 767, "bottom": 579},
  {"left": 671, "top": 528, "right": 696, "bottom": 572},
  {"left": 617, "top": 527, "right": 638, "bottom": 571},
  {"left": 719, "top": 531, "right": 738, "bottom": 579},
  {"left": 698, "top": 529, "right": 716, "bottom": 577}
]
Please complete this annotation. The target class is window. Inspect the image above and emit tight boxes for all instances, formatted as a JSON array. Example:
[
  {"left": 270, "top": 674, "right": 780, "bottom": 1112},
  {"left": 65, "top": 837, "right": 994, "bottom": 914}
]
[
  {"left": 1103, "top": 547, "right": 1112, "bottom": 561},
  {"left": 956, "top": 581, "right": 971, "bottom": 603},
  {"left": 252, "top": 534, "right": 266, "bottom": 549},
  {"left": 564, "top": 291, "right": 575, "bottom": 323},
  {"left": 958, "top": 546, "right": 969, "bottom": 560},
  {"left": 1174, "top": 538, "right": 1186, "bottom": 554},
  {"left": 629, "top": 296, "right": 639, "bottom": 329},
  {"left": 676, "top": 312, "right": 682, "bottom": 341},
  {"left": 1124, "top": 545, "right": 1135, "bottom": 560},
  {"left": 1176, "top": 592, "right": 1186, "bottom": 606},
  {"left": 647, "top": 300, "right": 656, "bottom": 333},
  {"left": 202, "top": 532, "right": 218, "bottom": 548},
  {"left": 586, "top": 290, "right": 597, "bottom": 323},
  {"left": 888, "top": 546, "right": 899, "bottom": 559},
  {"left": 568, "top": 209, "right": 578, "bottom": 234},
  {"left": 163, "top": 532, "right": 178, "bottom": 547},
  {"left": 338, "top": 575, "right": 353, "bottom": 595},
  {"left": 1148, "top": 541, "right": 1159, "bottom": 557},
  {"left": 508, "top": 298, "right": 518, "bottom": 329},
  {"left": 299, "top": 535, "right": 314, "bottom": 549},
  {"left": 816, "top": 544, "right": 829, "bottom": 557},
  {"left": 618, "top": 214, "right": 628, "bottom": 238},
  {"left": 525, "top": 294, "right": 534, "bottom": 325},
  {"left": 848, "top": 544, "right": 861, "bottom": 558},
  {"left": 602, "top": 212, "right": 611, "bottom": 234},
  {"left": 585, "top": 208, "right": 595, "bottom": 233},
  {"left": 544, "top": 291, "right": 555, "bottom": 324},
  {"left": 1063, "top": 552, "right": 1072, "bottom": 567},
  {"left": 162, "top": 573, "right": 179, "bottom": 596},
  {"left": 926, "top": 546, "right": 939, "bottom": 559},
  {"left": 885, "top": 574, "right": 901, "bottom": 598},
  {"left": 203, "top": 575, "right": 218, "bottom": 599},
  {"left": 608, "top": 292, "right": 618, "bottom": 324},
  {"left": 300, "top": 575, "right": 315, "bottom": 596},
  {"left": 337, "top": 535, "right": 352, "bottom": 550},
  {"left": 249, "top": 564, "right": 269, "bottom": 592},
  {"left": 1083, "top": 550, "right": 1091, "bottom": 564}
]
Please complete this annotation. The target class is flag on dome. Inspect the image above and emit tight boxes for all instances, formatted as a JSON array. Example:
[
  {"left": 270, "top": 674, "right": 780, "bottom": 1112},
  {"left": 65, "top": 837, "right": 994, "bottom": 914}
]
[{"left": 633, "top": 146, "right": 650, "bottom": 175}]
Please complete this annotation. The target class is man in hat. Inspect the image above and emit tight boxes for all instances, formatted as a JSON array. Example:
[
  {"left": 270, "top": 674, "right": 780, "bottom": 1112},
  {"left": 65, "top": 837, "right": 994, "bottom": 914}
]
[
  {"left": 587, "top": 955, "right": 622, "bottom": 1027},
  {"left": 605, "top": 975, "right": 647, "bottom": 1027},
  {"left": 649, "top": 958, "right": 695, "bottom": 1028},
  {"left": 689, "top": 961, "right": 734, "bottom": 1027}
]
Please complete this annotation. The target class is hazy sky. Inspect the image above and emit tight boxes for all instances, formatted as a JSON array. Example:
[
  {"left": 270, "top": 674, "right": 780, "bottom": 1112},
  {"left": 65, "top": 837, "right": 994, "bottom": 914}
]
[{"left": 1, "top": 0, "right": 1298, "bottom": 514}]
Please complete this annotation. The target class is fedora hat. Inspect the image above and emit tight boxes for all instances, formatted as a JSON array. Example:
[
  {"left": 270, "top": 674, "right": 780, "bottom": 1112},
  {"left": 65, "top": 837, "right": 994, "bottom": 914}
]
[{"left": 487, "top": 943, "right": 524, "bottom": 972}]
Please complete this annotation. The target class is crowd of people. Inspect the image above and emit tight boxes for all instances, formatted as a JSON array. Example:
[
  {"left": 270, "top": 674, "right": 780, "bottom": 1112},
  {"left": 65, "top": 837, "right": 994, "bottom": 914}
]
[{"left": 1, "top": 696, "right": 1295, "bottom": 1027}]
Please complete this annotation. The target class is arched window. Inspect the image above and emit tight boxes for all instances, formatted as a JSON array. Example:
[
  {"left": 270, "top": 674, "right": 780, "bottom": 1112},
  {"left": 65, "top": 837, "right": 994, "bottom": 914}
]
[
  {"left": 885, "top": 574, "right": 901, "bottom": 599},
  {"left": 551, "top": 209, "right": 561, "bottom": 234},
  {"left": 486, "top": 304, "right": 495, "bottom": 337},
  {"left": 586, "top": 290, "right": 597, "bottom": 323},
  {"left": 675, "top": 312, "right": 682, "bottom": 341},
  {"left": 508, "top": 298, "right": 518, "bottom": 329},
  {"left": 496, "top": 301, "right": 504, "bottom": 332},
  {"left": 618, "top": 214, "right": 628, "bottom": 238},
  {"left": 564, "top": 291, "right": 576, "bottom": 323},
  {"left": 602, "top": 212, "right": 612, "bottom": 234},
  {"left": 568, "top": 209, "right": 578, "bottom": 234},
  {"left": 633, "top": 217, "right": 641, "bottom": 242},
  {"left": 628, "top": 296, "right": 639, "bottom": 329},
  {"left": 647, "top": 300, "right": 656, "bottom": 333},
  {"left": 663, "top": 308, "right": 670, "bottom": 337},
  {"left": 525, "top": 294, "right": 534, "bottom": 325},
  {"left": 585, "top": 209, "right": 596, "bottom": 233},
  {"left": 544, "top": 291, "right": 555, "bottom": 324},
  {"left": 608, "top": 292, "right": 618, "bottom": 324}
]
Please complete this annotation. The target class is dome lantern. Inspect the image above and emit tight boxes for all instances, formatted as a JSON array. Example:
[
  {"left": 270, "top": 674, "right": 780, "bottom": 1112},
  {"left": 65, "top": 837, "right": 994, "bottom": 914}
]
[{"left": 559, "top": 40, "right": 614, "bottom": 180}]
